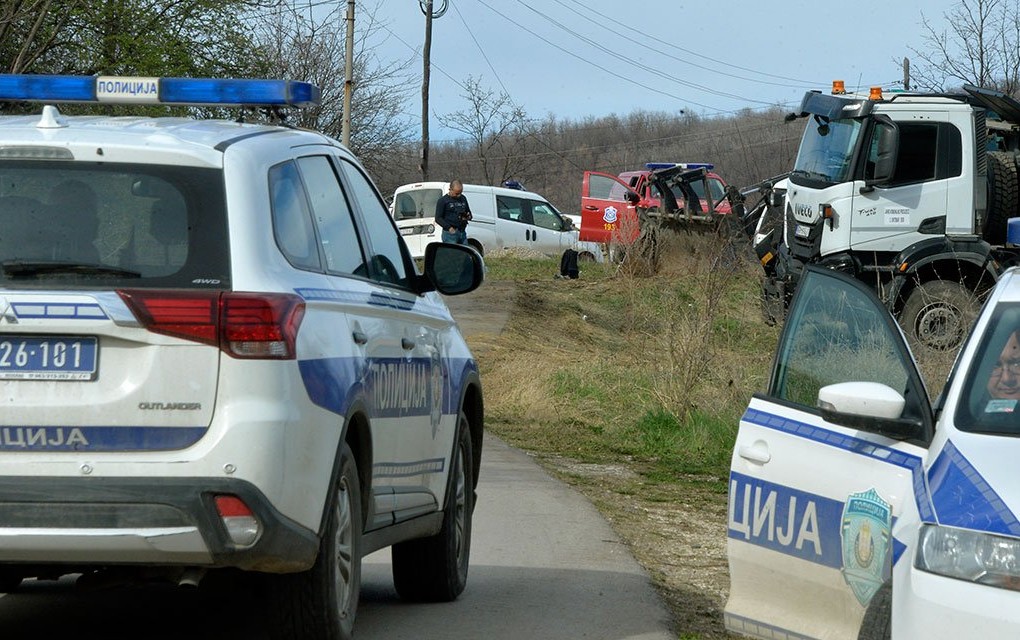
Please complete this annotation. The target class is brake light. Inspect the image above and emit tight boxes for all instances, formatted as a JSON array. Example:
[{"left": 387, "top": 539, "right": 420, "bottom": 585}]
[
  {"left": 222, "top": 293, "right": 305, "bottom": 359},
  {"left": 118, "top": 290, "right": 305, "bottom": 359}
]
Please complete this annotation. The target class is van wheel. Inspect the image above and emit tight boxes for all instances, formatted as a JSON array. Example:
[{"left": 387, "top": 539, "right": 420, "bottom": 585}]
[
  {"left": 268, "top": 442, "right": 362, "bottom": 640},
  {"left": 857, "top": 583, "right": 891, "bottom": 640},
  {"left": 392, "top": 411, "right": 474, "bottom": 601},
  {"left": 467, "top": 239, "right": 484, "bottom": 256}
]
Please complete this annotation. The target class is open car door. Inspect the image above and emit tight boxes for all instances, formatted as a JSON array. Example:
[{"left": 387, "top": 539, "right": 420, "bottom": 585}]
[
  {"left": 725, "top": 266, "right": 934, "bottom": 639},
  {"left": 579, "top": 171, "right": 638, "bottom": 244}
]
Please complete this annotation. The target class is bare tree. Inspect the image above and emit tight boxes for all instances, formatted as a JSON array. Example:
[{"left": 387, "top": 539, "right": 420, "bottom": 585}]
[
  {"left": 437, "top": 76, "right": 530, "bottom": 186},
  {"left": 250, "top": 1, "right": 414, "bottom": 177},
  {"left": 909, "top": 0, "right": 1020, "bottom": 94}
]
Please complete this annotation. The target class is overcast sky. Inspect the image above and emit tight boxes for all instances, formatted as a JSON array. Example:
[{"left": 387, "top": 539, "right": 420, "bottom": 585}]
[{"left": 348, "top": 0, "right": 962, "bottom": 140}]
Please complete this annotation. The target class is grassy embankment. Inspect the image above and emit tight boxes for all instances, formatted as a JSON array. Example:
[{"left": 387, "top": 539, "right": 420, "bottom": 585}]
[{"left": 480, "top": 231, "right": 778, "bottom": 487}]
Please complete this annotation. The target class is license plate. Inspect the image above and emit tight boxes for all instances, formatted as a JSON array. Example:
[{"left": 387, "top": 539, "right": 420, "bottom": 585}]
[
  {"left": 0, "top": 336, "right": 97, "bottom": 380},
  {"left": 795, "top": 224, "right": 811, "bottom": 238}
]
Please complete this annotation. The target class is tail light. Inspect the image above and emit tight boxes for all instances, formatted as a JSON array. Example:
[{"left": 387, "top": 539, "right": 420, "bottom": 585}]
[
  {"left": 118, "top": 290, "right": 305, "bottom": 359},
  {"left": 214, "top": 495, "right": 260, "bottom": 546}
]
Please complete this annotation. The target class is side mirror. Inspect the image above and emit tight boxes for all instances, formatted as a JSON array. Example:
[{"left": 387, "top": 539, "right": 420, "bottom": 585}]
[
  {"left": 421, "top": 242, "right": 485, "bottom": 295},
  {"left": 625, "top": 191, "right": 640, "bottom": 205},
  {"left": 816, "top": 381, "right": 922, "bottom": 441},
  {"left": 865, "top": 116, "right": 899, "bottom": 189}
]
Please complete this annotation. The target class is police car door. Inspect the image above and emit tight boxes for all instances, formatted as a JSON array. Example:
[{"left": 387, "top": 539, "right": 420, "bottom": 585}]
[
  {"left": 725, "top": 266, "right": 932, "bottom": 640},
  {"left": 335, "top": 156, "right": 453, "bottom": 529}
]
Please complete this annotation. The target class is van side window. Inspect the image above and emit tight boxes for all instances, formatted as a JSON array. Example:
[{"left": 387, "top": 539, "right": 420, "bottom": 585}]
[
  {"left": 497, "top": 195, "right": 530, "bottom": 224},
  {"left": 531, "top": 201, "right": 563, "bottom": 231}
]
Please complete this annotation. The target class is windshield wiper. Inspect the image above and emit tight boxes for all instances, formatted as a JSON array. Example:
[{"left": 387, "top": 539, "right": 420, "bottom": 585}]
[
  {"left": 1, "top": 261, "right": 142, "bottom": 278},
  {"left": 790, "top": 169, "right": 832, "bottom": 182}
]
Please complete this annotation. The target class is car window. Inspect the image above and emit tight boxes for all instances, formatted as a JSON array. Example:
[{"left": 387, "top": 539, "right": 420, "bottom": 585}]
[
  {"left": 269, "top": 161, "right": 321, "bottom": 271},
  {"left": 296, "top": 156, "right": 366, "bottom": 276},
  {"left": 497, "top": 195, "right": 529, "bottom": 223},
  {"left": 394, "top": 188, "right": 442, "bottom": 221},
  {"left": 588, "top": 174, "right": 631, "bottom": 202},
  {"left": 532, "top": 201, "right": 563, "bottom": 231},
  {"left": 955, "top": 303, "right": 1020, "bottom": 434},
  {"left": 771, "top": 271, "right": 911, "bottom": 407},
  {"left": 0, "top": 160, "right": 228, "bottom": 288},
  {"left": 338, "top": 158, "right": 410, "bottom": 288}
]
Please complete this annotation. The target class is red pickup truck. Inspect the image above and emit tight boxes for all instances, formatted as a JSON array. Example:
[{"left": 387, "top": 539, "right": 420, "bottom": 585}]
[{"left": 579, "top": 163, "right": 731, "bottom": 243}]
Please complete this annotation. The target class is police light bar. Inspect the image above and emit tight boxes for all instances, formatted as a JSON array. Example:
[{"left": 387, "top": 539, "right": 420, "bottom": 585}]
[
  {"left": 645, "top": 162, "right": 714, "bottom": 171},
  {"left": 0, "top": 74, "right": 321, "bottom": 108}
]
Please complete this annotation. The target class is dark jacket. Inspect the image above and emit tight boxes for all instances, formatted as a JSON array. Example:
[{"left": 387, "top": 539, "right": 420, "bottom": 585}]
[{"left": 435, "top": 193, "right": 471, "bottom": 231}]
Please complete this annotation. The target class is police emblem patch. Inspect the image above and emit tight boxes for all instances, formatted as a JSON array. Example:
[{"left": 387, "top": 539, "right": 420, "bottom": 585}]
[
  {"left": 603, "top": 206, "right": 618, "bottom": 224},
  {"left": 841, "top": 488, "right": 891, "bottom": 606}
]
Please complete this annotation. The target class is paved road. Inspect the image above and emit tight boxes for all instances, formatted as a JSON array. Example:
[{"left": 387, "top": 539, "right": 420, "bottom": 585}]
[{"left": 357, "top": 435, "right": 675, "bottom": 639}]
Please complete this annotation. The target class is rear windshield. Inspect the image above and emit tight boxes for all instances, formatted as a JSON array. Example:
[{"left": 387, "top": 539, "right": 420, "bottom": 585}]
[
  {"left": 393, "top": 188, "right": 442, "bottom": 220},
  {"left": 0, "top": 161, "right": 229, "bottom": 289}
]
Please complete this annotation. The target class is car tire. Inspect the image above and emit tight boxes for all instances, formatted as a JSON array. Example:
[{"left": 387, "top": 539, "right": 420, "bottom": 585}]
[
  {"left": 268, "top": 442, "right": 362, "bottom": 640},
  {"left": 983, "top": 151, "right": 1018, "bottom": 245},
  {"left": 857, "top": 582, "right": 891, "bottom": 640},
  {"left": 901, "top": 280, "right": 980, "bottom": 353},
  {"left": 391, "top": 411, "right": 474, "bottom": 602}
]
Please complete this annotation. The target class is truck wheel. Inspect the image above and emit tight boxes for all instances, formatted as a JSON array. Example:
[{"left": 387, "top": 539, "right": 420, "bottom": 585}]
[
  {"left": 268, "top": 442, "right": 362, "bottom": 640},
  {"left": 392, "top": 411, "right": 474, "bottom": 602},
  {"left": 857, "top": 583, "right": 891, "bottom": 640},
  {"left": 983, "top": 151, "right": 1018, "bottom": 245},
  {"left": 901, "top": 280, "right": 979, "bottom": 352}
]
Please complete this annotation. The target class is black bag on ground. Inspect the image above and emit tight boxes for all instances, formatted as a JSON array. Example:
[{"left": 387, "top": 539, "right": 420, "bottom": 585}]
[{"left": 559, "top": 248, "right": 579, "bottom": 279}]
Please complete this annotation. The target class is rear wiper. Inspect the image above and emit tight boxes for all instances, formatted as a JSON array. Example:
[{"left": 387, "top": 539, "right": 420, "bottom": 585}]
[{"left": 1, "top": 261, "right": 142, "bottom": 278}]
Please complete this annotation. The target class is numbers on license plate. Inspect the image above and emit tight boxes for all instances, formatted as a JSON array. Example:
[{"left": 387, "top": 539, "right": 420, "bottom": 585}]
[{"left": 0, "top": 336, "right": 97, "bottom": 380}]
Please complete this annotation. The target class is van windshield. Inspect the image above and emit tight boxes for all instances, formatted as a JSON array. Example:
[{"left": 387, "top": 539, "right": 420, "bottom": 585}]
[{"left": 394, "top": 188, "right": 442, "bottom": 220}]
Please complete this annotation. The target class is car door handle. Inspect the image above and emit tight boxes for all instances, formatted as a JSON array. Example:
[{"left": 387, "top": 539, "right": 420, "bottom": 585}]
[
  {"left": 401, "top": 337, "right": 416, "bottom": 350},
  {"left": 583, "top": 205, "right": 598, "bottom": 211},
  {"left": 738, "top": 442, "right": 771, "bottom": 464},
  {"left": 352, "top": 331, "right": 368, "bottom": 345}
]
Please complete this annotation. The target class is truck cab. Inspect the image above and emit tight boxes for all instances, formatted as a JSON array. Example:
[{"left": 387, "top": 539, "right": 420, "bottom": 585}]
[{"left": 767, "top": 83, "right": 1020, "bottom": 352}]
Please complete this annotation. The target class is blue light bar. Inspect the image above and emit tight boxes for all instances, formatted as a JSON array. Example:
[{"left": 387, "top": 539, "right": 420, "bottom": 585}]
[
  {"left": 645, "top": 162, "right": 715, "bottom": 171},
  {"left": 0, "top": 74, "right": 321, "bottom": 108}
]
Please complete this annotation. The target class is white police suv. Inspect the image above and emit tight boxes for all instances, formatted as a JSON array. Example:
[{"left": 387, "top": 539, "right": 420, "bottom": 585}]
[
  {"left": 726, "top": 262, "right": 1020, "bottom": 639},
  {"left": 0, "top": 74, "right": 485, "bottom": 639}
]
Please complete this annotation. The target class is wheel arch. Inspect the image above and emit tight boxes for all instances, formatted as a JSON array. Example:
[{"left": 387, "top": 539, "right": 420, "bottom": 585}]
[
  {"left": 319, "top": 399, "right": 372, "bottom": 536},
  {"left": 889, "top": 247, "right": 997, "bottom": 315},
  {"left": 457, "top": 371, "right": 484, "bottom": 492},
  {"left": 467, "top": 238, "right": 484, "bottom": 256}
]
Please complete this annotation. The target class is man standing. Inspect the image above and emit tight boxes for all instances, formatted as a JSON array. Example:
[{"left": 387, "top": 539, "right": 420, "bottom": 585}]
[{"left": 435, "top": 179, "right": 471, "bottom": 245}]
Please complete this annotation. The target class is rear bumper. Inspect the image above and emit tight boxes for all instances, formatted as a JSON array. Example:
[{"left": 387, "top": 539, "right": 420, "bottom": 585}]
[{"left": 0, "top": 476, "right": 319, "bottom": 572}]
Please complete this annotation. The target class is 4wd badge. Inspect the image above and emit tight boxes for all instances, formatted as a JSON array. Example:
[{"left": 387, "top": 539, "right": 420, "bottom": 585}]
[
  {"left": 841, "top": 488, "right": 891, "bottom": 606},
  {"left": 603, "top": 206, "right": 618, "bottom": 224}
]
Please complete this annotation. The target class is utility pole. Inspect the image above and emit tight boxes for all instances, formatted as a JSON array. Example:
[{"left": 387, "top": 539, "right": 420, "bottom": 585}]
[
  {"left": 342, "top": 0, "right": 355, "bottom": 148},
  {"left": 903, "top": 57, "right": 911, "bottom": 92},
  {"left": 421, "top": 0, "right": 433, "bottom": 181},
  {"left": 420, "top": 1, "right": 447, "bottom": 181}
]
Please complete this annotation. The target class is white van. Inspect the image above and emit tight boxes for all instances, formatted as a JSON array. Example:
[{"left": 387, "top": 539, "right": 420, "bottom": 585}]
[{"left": 391, "top": 181, "right": 603, "bottom": 262}]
